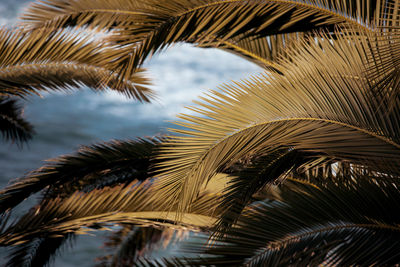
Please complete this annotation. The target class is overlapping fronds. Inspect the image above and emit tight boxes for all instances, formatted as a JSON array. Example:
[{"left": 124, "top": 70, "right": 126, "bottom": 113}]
[
  {"left": 154, "top": 30, "right": 400, "bottom": 214},
  {"left": 151, "top": 177, "right": 400, "bottom": 266},
  {"left": 22, "top": 0, "right": 383, "bottom": 32},
  {"left": 0, "top": 97, "right": 34, "bottom": 145},
  {"left": 214, "top": 150, "right": 316, "bottom": 232},
  {"left": 0, "top": 177, "right": 223, "bottom": 248},
  {"left": 21, "top": 0, "right": 389, "bottom": 82},
  {"left": 0, "top": 178, "right": 221, "bottom": 267},
  {"left": 0, "top": 27, "right": 152, "bottom": 101},
  {"left": 0, "top": 137, "right": 161, "bottom": 214}
]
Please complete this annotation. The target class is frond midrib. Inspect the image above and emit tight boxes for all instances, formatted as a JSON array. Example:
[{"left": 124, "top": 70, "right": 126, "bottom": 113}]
[
  {"left": 176, "top": 116, "right": 400, "bottom": 177},
  {"left": 1, "top": 211, "right": 216, "bottom": 246},
  {"left": 212, "top": 37, "right": 285, "bottom": 72}
]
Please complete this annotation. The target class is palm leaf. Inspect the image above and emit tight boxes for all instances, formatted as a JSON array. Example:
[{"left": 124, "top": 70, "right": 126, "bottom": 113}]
[
  {"left": 0, "top": 178, "right": 223, "bottom": 247},
  {"left": 154, "top": 30, "right": 400, "bottom": 214},
  {"left": 214, "top": 150, "right": 322, "bottom": 233},
  {"left": 0, "top": 97, "right": 34, "bottom": 145},
  {"left": 154, "top": 176, "right": 400, "bottom": 266},
  {"left": 0, "top": 173, "right": 232, "bottom": 266},
  {"left": 197, "top": 32, "right": 306, "bottom": 73},
  {"left": 0, "top": 137, "right": 160, "bottom": 214},
  {"left": 96, "top": 226, "right": 185, "bottom": 266},
  {"left": 0, "top": 27, "right": 152, "bottom": 101},
  {"left": 5, "top": 234, "right": 74, "bottom": 267},
  {"left": 20, "top": 0, "right": 387, "bottom": 83}
]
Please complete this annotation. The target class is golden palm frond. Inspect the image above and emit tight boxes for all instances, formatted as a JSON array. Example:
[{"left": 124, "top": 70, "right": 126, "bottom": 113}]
[
  {"left": 154, "top": 29, "right": 400, "bottom": 214},
  {"left": 0, "top": 175, "right": 230, "bottom": 247},
  {"left": 20, "top": 0, "right": 390, "bottom": 83},
  {"left": 23, "top": 0, "right": 380, "bottom": 30},
  {"left": 0, "top": 27, "right": 152, "bottom": 101}
]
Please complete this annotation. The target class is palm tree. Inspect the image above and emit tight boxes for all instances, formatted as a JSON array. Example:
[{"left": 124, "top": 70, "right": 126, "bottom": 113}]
[{"left": 1, "top": 0, "right": 400, "bottom": 266}]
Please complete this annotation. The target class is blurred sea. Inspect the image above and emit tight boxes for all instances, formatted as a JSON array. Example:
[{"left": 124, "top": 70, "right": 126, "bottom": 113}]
[{"left": 0, "top": 0, "right": 261, "bottom": 265}]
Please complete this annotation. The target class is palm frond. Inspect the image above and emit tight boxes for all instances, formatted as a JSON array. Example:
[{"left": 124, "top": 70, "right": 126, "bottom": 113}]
[
  {"left": 213, "top": 150, "right": 333, "bottom": 234},
  {"left": 155, "top": 176, "right": 400, "bottom": 266},
  {"left": 0, "top": 137, "right": 161, "bottom": 214},
  {"left": 0, "top": 97, "right": 34, "bottom": 145},
  {"left": 96, "top": 226, "right": 185, "bottom": 266},
  {"left": 5, "top": 234, "right": 73, "bottom": 267},
  {"left": 0, "top": 27, "right": 152, "bottom": 101},
  {"left": 197, "top": 32, "right": 305, "bottom": 73},
  {"left": 21, "top": 0, "right": 387, "bottom": 82},
  {"left": 23, "top": 0, "right": 381, "bottom": 31},
  {"left": 0, "top": 62, "right": 152, "bottom": 100},
  {"left": 154, "top": 30, "right": 400, "bottom": 214},
  {"left": 0, "top": 178, "right": 222, "bottom": 247}
]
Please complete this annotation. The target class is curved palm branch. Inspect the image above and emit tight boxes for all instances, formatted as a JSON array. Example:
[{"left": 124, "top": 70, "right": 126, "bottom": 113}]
[
  {"left": 1, "top": 173, "right": 230, "bottom": 266},
  {"left": 0, "top": 175, "right": 226, "bottom": 250},
  {"left": 155, "top": 176, "right": 400, "bottom": 266},
  {"left": 154, "top": 30, "right": 400, "bottom": 214},
  {"left": 0, "top": 137, "right": 161, "bottom": 214},
  {"left": 0, "top": 27, "right": 152, "bottom": 101},
  {"left": 0, "top": 97, "right": 34, "bottom": 145},
  {"left": 20, "top": 0, "right": 388, "bottom": 82}
]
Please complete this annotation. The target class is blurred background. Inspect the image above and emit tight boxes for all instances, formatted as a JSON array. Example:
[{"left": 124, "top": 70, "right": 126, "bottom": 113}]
[{"left": 0, "top": 0, "right": 261, "bottom": 265}]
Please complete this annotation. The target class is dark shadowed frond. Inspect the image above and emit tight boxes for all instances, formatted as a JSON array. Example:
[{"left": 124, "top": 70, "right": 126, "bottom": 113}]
[
  {"left": 0, "top": 97, "right": 34, "bottom": 145},
  {"left": 0, "top": 137, "right": 161, "bottom": 214},
  {"left": 5, "top": 234, "right": 74, "bottom": 267},
  {"left": 0, "top": 27, "right": 153, "bottom": 101},
  {"left": 20, "top": 0, "right": 389, "bottom": 82},
  {"left": 213, "top": 150, "right": 317, "bottom": 233},
  {"left": 153, "top": 30, "right": 400, "bottom": 214},
  {"left": 96, "top": 226, "right": 186, "bottom": 266},
  {"left": 152, "top": 176, "right": 400, "bottom": 266},
  {"left": 197, "top": 32, "right": 305, "bottom": 73}
]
